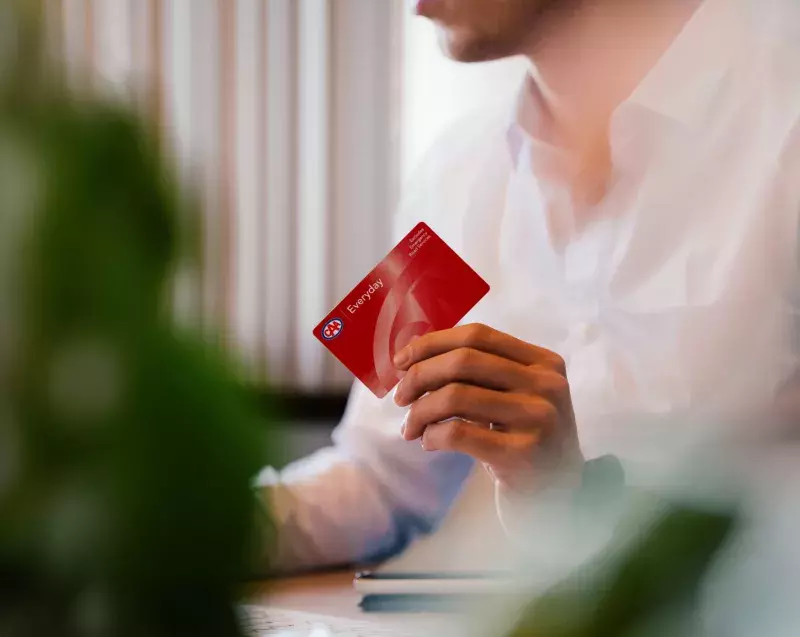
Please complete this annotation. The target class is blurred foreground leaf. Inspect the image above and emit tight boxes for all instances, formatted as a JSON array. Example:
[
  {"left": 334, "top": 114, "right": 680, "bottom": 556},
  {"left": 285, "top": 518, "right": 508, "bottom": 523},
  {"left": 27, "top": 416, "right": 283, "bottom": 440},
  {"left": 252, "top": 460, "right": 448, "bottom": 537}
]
[
  {"left": 509, "top": 502, "right": 737, "bottom": 637},
  {"left": 0, "top": 3, "right": 274, "bottom": 636}
]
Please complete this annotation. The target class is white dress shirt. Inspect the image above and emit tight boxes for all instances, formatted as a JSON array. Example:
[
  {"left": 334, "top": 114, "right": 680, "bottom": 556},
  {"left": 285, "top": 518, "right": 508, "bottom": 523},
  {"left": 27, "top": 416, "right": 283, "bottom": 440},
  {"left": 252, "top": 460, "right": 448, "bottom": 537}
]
[{"left": 257, "top": 0, "right": 800, "bottom": 571}]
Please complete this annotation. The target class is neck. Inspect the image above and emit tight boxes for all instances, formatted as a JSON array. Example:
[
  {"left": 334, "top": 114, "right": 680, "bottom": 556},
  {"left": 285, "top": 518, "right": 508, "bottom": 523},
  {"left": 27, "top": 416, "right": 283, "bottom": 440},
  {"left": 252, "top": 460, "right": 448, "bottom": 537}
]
[{"left": 522, "top": 0, "right": 702, "bottom": 150}]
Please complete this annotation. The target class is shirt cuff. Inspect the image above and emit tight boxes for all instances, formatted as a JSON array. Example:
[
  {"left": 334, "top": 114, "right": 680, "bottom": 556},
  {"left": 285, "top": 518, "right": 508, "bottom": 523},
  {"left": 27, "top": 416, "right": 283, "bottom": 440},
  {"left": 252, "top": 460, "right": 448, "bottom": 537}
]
[{"left": 493, "top": 456, "right": 626, "bottom": 552}]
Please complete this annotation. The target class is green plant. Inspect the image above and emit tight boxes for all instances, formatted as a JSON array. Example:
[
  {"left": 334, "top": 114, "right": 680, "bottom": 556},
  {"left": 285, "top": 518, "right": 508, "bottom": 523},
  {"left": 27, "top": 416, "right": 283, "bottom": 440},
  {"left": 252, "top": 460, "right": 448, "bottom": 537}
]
[
  {"left": 0, "top": 3, "right": 272, "bottom": 636},
  {"left": 509, "top": 499, "right": 737, "bottom": 637}
]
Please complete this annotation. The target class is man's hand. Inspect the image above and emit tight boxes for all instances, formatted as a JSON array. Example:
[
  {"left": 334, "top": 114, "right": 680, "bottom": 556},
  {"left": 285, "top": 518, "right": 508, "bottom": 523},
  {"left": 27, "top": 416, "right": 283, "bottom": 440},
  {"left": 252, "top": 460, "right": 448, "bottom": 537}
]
[{"left": 393, "top": 324, "right": 583, "bottom": 493}]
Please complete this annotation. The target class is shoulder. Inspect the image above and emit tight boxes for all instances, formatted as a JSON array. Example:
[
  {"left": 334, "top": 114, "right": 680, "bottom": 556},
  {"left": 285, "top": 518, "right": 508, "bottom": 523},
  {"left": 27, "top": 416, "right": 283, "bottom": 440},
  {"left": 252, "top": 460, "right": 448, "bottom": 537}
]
[
  {"left": 729, "top": 0, "right": 800, "bottom": 162},
  {"left": 393, "top": 102, "right": 514, "bottom": 241},
  {"left": 742, "top": 0, "right": 800, "bottom": 103},
  {"left": 747, "top": 0, "right": 800, "bottom": 50},
  {"left": 756, "top": 0, "right": 800, "bottom": 152}
]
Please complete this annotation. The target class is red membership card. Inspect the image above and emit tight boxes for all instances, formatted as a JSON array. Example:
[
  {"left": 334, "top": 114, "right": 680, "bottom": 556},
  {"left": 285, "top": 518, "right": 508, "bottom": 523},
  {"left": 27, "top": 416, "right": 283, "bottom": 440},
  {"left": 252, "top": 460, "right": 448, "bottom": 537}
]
[{"left": 314, "top": 222, "right": 490, "bottom": 399}]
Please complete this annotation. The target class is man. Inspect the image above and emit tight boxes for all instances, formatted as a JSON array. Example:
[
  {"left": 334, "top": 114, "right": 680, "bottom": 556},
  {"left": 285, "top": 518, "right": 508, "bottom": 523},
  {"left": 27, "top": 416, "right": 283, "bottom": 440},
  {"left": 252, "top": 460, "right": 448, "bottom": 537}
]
[{"left": 258, "top": 0, "right": 800, "bottom": 570}]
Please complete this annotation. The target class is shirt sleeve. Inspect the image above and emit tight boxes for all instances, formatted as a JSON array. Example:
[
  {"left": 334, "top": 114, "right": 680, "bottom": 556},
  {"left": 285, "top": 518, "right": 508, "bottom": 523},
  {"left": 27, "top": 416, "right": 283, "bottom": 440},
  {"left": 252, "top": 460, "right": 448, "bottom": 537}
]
[{"left": 254, "top": 382, "right": 473, "bottom": 572}]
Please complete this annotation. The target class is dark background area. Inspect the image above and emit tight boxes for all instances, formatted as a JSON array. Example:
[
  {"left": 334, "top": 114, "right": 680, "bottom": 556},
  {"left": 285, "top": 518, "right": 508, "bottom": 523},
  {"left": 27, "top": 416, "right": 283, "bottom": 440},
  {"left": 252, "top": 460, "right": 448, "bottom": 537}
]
[{"left": 258, "top": 390, "right": 349, "bottom": 466}]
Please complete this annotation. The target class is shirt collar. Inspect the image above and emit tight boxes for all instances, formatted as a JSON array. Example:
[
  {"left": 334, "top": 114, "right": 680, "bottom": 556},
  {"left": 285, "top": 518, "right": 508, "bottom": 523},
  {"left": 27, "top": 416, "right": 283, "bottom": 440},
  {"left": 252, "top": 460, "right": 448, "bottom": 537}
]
[
  {"left": 505, "top": 0, "right": 743, "bottom": 167},
  {"left": 625, "top": 0, "right": 742, "bottom": 128},
  {"left": 506, "top": 77, "right": 557, "bottom": 170}
]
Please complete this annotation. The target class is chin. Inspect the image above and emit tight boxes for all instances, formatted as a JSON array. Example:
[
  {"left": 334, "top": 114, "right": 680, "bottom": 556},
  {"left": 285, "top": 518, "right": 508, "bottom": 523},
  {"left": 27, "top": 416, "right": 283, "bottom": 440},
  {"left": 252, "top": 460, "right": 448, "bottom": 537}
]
[{"left": 436, "top": 27, "right": 519, "bottom": 63}]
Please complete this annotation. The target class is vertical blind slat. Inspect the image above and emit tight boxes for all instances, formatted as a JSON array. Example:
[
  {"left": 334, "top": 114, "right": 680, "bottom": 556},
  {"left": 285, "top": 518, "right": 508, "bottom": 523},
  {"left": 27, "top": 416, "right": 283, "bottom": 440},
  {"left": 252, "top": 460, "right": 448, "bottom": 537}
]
[
  {"left": 61, "top": 0, "right": 87, "bottom": 84},
  {"left": 295, "top": 0, "right": 331, "bottom": 390},
  {"left": 161, "top": 0, "right": 201, "bottom": 325},
  {"left": 93, "top": 0, "right": 133, "bottom": 95},
  {"left": 263, "top": 0, "right": 298, "bottom": 385},
  {"left": 233, "top": 0, "right": 265, "bottom": 373},
  {"left": 84, "top": 0, "right": 95, "bottom": 81},
  {"left": 148, "top": 0, "right": 163, "bottom": 132},
  {"left": 218, "top": 0, "right": 236, "bottom": 339},
  {"left": 192, "top": 0, "right": 222, "bottom": 335},
  {"left": 130, "top": 0, "right": 153, "bottom": 117}
]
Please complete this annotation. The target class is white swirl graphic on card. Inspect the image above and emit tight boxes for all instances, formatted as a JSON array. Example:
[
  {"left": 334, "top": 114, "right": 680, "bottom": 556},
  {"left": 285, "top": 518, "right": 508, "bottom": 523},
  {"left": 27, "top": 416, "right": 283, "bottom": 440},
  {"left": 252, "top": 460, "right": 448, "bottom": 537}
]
[{"left": 372, "top": 253, "right": 456, "bottom": 390}]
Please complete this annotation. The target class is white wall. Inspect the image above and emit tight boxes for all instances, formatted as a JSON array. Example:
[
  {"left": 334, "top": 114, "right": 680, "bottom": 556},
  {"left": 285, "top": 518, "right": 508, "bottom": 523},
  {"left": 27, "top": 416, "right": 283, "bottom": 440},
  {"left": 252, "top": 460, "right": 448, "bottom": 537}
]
[{"left": 401, "top": 13, "right": 528, "bottom": 183}]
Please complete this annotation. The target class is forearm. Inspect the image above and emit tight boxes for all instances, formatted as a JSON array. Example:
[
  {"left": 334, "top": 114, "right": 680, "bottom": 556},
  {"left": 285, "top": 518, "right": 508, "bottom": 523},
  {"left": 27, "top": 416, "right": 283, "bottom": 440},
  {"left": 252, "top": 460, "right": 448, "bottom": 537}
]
[
  {"left": 252, "top": 449, "right": 415, "bottom": 573},
  {"left": 251, "top": 444, "right": 473, "bottom": 574}
]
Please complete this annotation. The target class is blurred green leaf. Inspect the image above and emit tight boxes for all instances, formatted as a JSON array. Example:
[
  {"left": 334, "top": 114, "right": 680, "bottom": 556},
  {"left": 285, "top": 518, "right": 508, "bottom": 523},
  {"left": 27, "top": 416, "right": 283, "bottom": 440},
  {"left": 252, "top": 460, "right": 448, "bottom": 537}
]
[
  {"left": 0, "top": 3, "right": 276, "bottom": 636},
  {"left": 509, "top": 501, "right": 737, "bottom": 637}
]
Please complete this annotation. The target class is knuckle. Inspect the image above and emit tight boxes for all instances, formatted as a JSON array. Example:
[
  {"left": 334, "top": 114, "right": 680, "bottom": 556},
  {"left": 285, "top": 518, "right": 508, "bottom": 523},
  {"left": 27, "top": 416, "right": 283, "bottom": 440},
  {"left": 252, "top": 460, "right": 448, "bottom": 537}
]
[
  {"left": 515, "top": 429, "right": 542, "bottom": 453},
  {"left": 525, "top": 399, "right": 557, "bottom": 424},
  {"left": 451, "top": 347, "right": 474, "bottom": 373},
  {"left": 442, "top": 383, "right": 466, "bottom": 412},
  {"left": 546, "top": 372, "right": 569, "bottom": 397},
  {"left": 515, "top": 435, "right": 537, "bottom": 456},
  {"left": 539, "top": 402, "right": 559, "bottom": 424},
  {"left": 528, "top": 367, "right": 570, "bottom": 402},
  {"left": 550, "top": 354, "right": 567, "bottom": 376},
  {"left": 404, "top": 364, "right": 420, "bottom": 391},
  {"left": 465, "top": 323, "right": 490, "bottom": 346},
  {"left": 521, "top": 399, "right": 541, "bottom": 422},
  {"left": 540, "top": 402, "right": 558, "bottom": 425},
  {"left": 444, "top": 419, "right": 467, "bottom": 446}
]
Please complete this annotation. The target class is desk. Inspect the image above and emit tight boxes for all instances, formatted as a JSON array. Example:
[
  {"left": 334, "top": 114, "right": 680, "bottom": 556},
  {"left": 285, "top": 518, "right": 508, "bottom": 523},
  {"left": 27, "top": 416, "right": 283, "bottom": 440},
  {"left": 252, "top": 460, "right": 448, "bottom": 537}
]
[
  {"left": 245, "top": 571, "right": 468, "bottom": 635},
  {"left": 246, "top": 572, "right": 362, "bottom": 620}
]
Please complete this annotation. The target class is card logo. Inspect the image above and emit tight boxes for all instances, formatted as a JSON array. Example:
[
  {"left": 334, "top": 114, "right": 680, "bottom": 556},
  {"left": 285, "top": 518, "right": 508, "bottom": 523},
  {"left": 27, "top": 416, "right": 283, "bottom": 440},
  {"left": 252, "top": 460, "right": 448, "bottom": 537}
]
[{"left": 321, "top": 318, "right": 344, "bottom": 341}]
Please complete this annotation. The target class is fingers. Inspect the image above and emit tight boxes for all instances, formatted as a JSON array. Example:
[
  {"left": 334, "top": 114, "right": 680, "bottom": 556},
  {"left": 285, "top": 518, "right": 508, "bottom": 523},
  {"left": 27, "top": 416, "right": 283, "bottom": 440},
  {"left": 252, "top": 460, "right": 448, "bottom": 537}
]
[
  {"left": 395, "top": 351, "right": 570, "bottom": 408},
  {"left": 394, "top": 348, "right": 532, "bottom": 406},
  {"left": 392, "top": 324, "right": 577, "bottom": 482},
  {"left": 402, "top": 384, "right": 557, "bottom": 441},
  {"left": 420, "top": 418, "right": 541, "bottom": 468},
  {"left": 394, "top": 323, "right": 566, "bottom": 374}
]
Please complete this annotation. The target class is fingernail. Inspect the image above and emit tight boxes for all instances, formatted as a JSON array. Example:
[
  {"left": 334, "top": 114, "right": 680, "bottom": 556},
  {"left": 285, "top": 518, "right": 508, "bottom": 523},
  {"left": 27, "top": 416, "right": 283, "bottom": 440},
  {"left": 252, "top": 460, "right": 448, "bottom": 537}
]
[
  {"left": 420, "top": 437, "right": 426, "bottom": 451},
  {"left": 393, "top": 379, "right": 404, "bottom": 405},
  {"left": 400, "top": 412, "right": 409, "bottom": 438}
]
